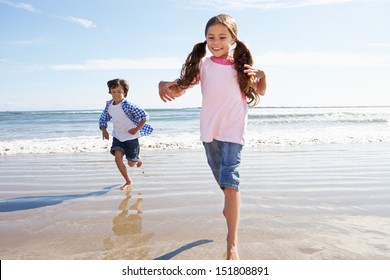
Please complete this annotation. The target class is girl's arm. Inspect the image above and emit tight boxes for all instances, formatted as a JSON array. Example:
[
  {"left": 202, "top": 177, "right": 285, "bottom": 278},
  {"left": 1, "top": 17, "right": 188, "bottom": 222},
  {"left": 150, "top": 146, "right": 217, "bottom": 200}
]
[
  {"left": 244, "top": 64, "right": 267, "bottom": 96},
  {"left": 158, "top": 80, "right": 186, "bottom": 102}
]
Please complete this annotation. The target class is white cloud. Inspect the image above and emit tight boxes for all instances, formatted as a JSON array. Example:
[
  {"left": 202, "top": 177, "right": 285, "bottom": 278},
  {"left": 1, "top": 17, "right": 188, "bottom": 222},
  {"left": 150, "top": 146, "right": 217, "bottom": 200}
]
[
  {"left": 183, "top": 0, "right": 356, "bottom": 10},
  {"left": 257, "top": 50, "right": 390, "bottom": 67},
  {"left": 0, "top": 1, "right": 96, "bottom": 29},
  {"left": 51, "top": 57, "right": 183, "bottom": 71},
  {"left": 50, "top": 51, "right": 390, "bottom": 71},
  {"left": 63, "top": 16, "right": 96, "bottom": 28},
  {"left": 0, "top": 0, "right": 39, "bottom": 12}
]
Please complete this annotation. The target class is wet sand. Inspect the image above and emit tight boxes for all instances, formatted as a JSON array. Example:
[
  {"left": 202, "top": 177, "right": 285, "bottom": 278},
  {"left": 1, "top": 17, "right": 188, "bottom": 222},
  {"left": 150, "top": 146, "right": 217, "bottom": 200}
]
[{"left": 0, "top": 143, "right": 389, "bottom": 260}]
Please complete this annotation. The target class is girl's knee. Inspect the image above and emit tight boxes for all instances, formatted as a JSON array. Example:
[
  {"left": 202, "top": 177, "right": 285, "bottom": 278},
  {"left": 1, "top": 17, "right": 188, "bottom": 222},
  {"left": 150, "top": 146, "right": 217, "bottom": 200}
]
[
  {"left": 223, "top": 186, "right": 239, "bottom": 195},
  {"left": 128, "top": 161, "right": 136, "bottom": 167}
]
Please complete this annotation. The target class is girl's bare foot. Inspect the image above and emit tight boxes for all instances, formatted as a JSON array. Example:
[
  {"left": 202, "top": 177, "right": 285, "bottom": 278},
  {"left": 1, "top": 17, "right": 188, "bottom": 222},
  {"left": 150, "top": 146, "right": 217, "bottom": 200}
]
[
  {"left": 226, "top": 245, "right": 239, "bottom": 260},
  {"left": 226, "top": 236, "right": 239, "bottom": 260},
  {"left": 120, "top": 181, "right": 131, "bottom": 190}
]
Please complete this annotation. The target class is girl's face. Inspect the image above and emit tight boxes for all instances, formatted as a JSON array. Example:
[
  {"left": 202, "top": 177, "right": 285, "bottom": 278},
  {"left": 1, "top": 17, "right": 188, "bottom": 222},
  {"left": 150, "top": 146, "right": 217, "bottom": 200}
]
[
  {"left": 206, "top": 23, "right": 235, "bottom": 58},
  {"left": 110, "top": 86, "right": 125, "bottom": 104}
]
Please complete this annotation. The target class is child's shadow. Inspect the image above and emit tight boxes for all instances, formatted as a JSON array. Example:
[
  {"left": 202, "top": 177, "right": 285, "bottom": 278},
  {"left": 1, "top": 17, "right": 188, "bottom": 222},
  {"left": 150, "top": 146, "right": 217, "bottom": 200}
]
[
  {"left": 0, "top": 185, "right": 118, "bottom": 212},
  {"left": 154, "top": 239, "right": 213, "bottom": 260}
]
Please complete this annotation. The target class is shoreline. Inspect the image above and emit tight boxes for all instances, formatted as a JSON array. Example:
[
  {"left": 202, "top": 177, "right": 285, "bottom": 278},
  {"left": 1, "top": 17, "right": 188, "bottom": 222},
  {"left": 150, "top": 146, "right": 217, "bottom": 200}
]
[{"left": 1, "top": 142, "right": 389, "bottom": 259}]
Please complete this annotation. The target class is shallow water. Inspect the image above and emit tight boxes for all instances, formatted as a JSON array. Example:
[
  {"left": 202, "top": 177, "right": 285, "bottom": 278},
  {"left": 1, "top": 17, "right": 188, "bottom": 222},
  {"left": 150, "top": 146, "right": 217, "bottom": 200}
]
[{"left": 0, "top": 143, "right": 389, "bottom": 259}]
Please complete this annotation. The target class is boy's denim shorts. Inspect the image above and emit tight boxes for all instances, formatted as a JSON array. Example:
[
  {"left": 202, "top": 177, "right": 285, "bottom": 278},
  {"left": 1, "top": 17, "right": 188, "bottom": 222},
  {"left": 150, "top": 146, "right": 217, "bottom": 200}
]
[
  {"left": 110, "top": 137, "right": 140, "bottom": 162},
  {"left": 203, "top": 139, "right": 243, "bottom": 191}
]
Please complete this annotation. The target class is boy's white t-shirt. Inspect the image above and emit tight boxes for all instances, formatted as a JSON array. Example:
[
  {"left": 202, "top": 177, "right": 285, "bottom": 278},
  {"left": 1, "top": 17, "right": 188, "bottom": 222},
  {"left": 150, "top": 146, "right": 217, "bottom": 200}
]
[
  {"left": 199, "top": 57, "right": 248, "bottom": 145},
  {"left": 108, "top": 101, "right": 140, "bottom": 141}
]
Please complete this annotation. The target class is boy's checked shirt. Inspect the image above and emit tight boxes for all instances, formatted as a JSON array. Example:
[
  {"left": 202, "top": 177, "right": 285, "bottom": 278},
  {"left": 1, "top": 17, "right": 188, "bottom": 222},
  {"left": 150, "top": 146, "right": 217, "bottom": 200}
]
[{"left": 99, "top": 99, "right": 153, "bottom": 137}]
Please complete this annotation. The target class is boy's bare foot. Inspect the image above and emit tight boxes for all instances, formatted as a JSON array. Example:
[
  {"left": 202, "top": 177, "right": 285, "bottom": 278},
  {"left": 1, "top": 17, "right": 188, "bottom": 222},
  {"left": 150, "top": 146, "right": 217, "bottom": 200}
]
[
  {"left": 136, "top": 158, "right": 143, "bottom": 168},
  {"left": 120, "top": 181, "right": 131, "bottom": 190},
  {"left": 130, "top": 198, "right": 143, "bottom": 214}
]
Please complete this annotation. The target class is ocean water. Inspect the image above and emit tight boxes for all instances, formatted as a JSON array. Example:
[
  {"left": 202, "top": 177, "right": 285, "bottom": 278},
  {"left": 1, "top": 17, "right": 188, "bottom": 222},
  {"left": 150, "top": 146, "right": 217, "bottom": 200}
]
[{"left": 0, "top": 106, "right": 389, "bottom": 155}]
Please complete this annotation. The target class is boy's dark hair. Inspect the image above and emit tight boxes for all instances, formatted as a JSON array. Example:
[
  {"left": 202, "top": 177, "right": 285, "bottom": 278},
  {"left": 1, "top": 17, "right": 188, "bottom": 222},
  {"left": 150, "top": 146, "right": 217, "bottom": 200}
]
[
  {"left": 107, "top": 79, "right": 129, "bottom": 97},
  {"left": 174, "top": 14, "right": 260, "bottom": 107}
]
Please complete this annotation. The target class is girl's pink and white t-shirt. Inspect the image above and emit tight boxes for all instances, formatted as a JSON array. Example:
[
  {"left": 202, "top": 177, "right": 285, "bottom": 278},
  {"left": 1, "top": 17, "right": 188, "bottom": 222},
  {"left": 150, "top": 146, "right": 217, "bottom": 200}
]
[{"left": 198, "top": 56, "right": 248, "bottom": 145}]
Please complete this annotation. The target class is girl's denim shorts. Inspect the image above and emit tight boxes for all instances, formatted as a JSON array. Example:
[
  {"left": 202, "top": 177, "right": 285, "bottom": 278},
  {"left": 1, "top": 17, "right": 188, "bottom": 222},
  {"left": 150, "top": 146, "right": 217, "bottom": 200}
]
[
  {"left": 203, "top": 139, "right": 243, "bottom": 191},
  {"left": 110, "top": 137, "right": 140, "bottom": 162}
]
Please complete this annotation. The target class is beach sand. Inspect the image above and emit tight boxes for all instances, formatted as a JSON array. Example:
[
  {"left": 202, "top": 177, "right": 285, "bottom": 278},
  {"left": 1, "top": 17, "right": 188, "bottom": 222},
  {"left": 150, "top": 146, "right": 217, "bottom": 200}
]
[{"left": 0, "top": 143, "right": 389, "bottom": 260}]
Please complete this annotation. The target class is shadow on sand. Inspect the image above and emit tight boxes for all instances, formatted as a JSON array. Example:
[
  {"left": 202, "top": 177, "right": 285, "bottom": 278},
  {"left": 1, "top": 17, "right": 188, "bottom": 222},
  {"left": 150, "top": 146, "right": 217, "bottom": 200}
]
[
  {"left": 154, "top": 239, "right": 214, "bottom": 260},
  {"left": 0, "top": 185, "right": 119, "bottom": 212}
]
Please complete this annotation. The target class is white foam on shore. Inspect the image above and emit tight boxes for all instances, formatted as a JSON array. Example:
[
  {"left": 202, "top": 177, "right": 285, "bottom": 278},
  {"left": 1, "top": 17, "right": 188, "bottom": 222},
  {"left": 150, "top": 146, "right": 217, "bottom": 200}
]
[
  {"left": 1, "top": 130, "right": 390, "bottom": 155},
  {"left": 1, "top": 107, "right": 389, "bottom": 155}
]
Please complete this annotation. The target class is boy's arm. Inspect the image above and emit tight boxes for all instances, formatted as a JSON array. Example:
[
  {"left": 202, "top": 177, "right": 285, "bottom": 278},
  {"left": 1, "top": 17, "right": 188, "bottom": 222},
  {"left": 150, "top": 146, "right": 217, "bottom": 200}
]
[
  {"left": 100, "top": 126, "right": 109, "bottom": 140},
  {"left": 123, "top": 101, "right": 153, "bottom": 136},
  {"left": 99, "top": 102, "right": 111, "bottom": 140},
  {"left": 128, "top": 120, "right": 146, "bottom": 135}
]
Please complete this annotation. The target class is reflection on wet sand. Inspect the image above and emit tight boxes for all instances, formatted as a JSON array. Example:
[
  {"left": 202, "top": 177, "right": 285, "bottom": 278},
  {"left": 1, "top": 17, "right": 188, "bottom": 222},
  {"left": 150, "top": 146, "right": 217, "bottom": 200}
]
[{"left": 103, "top": 189, "right": 153, "bottom": 260}]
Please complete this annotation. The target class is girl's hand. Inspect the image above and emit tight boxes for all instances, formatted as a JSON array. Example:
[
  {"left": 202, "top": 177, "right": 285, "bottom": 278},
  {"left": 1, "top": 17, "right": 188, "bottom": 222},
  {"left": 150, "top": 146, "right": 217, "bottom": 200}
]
[
  {"left": 243, "top": 64, "right": 265, "bottom": 83},
  {"left": 244, "top": 64, "right": 267, "bottom": 95},
  {"left": 159, "top": 80, "right": 179, "bottom": 102}
]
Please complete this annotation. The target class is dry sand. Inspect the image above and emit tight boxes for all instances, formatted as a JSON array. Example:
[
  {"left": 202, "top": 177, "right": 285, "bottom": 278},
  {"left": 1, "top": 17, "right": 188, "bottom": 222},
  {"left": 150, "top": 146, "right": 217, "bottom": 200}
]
[{"left": 0, "top": 143, "right": 389, "bottom": 260}]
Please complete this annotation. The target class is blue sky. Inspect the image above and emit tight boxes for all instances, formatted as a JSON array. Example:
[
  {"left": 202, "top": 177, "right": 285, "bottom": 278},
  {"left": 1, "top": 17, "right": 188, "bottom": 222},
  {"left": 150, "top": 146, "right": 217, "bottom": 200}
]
[{"left": 1, "top": 0, "right": 389, "bottom": 111}]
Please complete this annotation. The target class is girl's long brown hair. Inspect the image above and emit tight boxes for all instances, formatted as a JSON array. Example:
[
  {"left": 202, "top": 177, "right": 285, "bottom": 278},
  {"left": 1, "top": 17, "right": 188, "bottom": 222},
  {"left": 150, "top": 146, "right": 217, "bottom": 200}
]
[{"left": 174, "top": 14, "right": 260, "bottom": 107}]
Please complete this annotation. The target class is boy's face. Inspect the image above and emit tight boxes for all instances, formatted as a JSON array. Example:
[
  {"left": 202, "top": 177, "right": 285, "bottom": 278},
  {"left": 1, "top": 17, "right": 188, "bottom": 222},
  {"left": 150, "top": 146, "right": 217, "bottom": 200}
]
[
  {"left": 206, "top": 23, "right": 235, "bottom": 58},
  {"left": 110, "top": 86, "right": 125, "bottom": 104}
]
